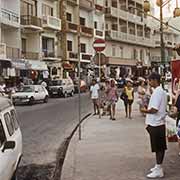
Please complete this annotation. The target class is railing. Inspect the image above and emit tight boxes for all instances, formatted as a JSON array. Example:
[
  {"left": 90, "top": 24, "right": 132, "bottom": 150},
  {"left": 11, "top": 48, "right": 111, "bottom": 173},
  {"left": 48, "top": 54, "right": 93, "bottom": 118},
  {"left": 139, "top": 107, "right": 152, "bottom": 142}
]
[
  {"left": 6, "top": 47, "right": 20, "bottom": 59},
  {"left": 43, "top": 16, "right": 61, "bottom": 30},
  {"left": 105, "top": 30, "right": 154, "bottom": 47},
  {"left": 95, "top": 4, "right": 104, "bottom": 11},
  {"left": 81, "top": 54, "right": 92, "bottom": 60},
  {"left": 95, "top": 29, "right": 103, "bottom": 37},
  {"left": 1, "top": 8, "right": 19, "bottom": 23},
  {"left": 69, "top": 52, "right": 78, "bottom": 59},
  {"left": 67, "top": 0, "right": 78, "bottom": 4},
  {"left": 80, "top": 26, "right": 93, "bottom": 36},
  {"left": 21, "top": 15, "right": 42, "bottom": 27},
  {"left": 67, "top": 22, "right": 78, "bottom": 31},
  {"left": 42, "top": 50, "right": 55, "bottom": 58},
  {"left": 21, "top": 52, "right": 39, "bottom": 59}
]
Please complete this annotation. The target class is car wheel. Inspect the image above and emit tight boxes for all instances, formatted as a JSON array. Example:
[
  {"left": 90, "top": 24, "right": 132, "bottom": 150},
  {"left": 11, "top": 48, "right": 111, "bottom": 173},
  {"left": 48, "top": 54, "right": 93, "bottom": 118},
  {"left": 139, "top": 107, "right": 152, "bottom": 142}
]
[
  {"left": 70, "top": 90, "right": 74, "bottom": 97},
  {"left": 11, "top": 171, "right": 17, "bottom": 180},
  {"left": 29, "top": 97, "right": 34, "bottom": 105},
  {"left": 64, "top": 92, "right": 68, "bottom": 98},
  {"left": 44, "top": 95, "right": 48, "bottom": 103}
]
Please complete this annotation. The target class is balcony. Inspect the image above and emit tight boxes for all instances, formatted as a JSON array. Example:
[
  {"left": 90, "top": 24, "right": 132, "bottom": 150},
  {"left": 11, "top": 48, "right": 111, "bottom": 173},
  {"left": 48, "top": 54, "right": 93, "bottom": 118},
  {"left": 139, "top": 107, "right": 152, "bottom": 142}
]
[
  {"left": 67, "top": 0, "right": 78, "bottom": 6},
  {"left": 94, "top": 29, "right": 104, "bottom": 38},
  {"left": 105, "top": 30, "right": 154, "bottom": 47},
  {"left": 0, "top": 43, "right": 6, "bottom": 59},
  {"left": 21, "top": 15, "right": 42, "bottom": 31},
  {"left": 68, "top": 52, "right": 78, "bottom": 60},
  {"left": 81, "top": 53, "right": 92, "bottom": 61},
  {"left": 43, "top": 16, "right": 61, "bottom": 31},
  {"left": 21, "top": 52, "right": 39, "bottom": 60},
  {"left": 79, "top": 0, "right": 94, "bottom": 11},
  {"left": 6, "top": 47, "right": 20, "bottom": 59},
  {"left": 42, "top": 50, "right": 55, "bottom": 58},
  {"left": 80, "top": 26, "right": 93, "bottom": 37},
  {"left": 105, "top": 7, "right": 118, "bottom": 18},
  {"left": 0, "top": 8, "right": 20, "bottom": 28},
  {"left": 95, "top": 4, "right": 104, "bottom": 14},
  {"left": 66, "top": 22, "right": 78, "bottom": 33}
]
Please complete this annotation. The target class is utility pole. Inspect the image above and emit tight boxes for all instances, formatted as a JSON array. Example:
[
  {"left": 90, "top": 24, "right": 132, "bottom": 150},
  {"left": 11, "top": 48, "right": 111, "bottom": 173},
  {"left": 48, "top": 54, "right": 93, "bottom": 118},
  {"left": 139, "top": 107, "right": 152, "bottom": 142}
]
[
  {"left": 160, "top": 0, "right": 165, "bottom": 88},
  {"left": 59, "top": 0, "right": 67, "bottom": 78}
]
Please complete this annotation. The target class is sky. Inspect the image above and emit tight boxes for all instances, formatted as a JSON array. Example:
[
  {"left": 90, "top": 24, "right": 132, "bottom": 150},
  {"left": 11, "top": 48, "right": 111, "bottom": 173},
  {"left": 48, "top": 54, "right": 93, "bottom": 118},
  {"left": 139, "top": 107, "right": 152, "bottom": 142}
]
[{"left": 151, "top": 0, "right": 177, "bottom": 17}]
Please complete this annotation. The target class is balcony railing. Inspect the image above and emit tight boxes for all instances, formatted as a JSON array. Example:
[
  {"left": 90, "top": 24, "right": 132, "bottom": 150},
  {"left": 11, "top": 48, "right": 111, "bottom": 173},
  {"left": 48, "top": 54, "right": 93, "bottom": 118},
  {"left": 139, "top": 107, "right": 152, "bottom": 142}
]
[
  {"left": 81, "top": 53, "right": 92, "bottom": 60},
  {"left": 80, "top": 26, "right": 93, "bottom": 36},
  {"left": 1, "top": 8, "right": 20, "bottom": 27},
  {"left": 95, "top": 4, "right": 104, "bottom": 12},
  {"left": 67, "top": 0, "right": 78, "bottom": 5},
  {"left": 43, "top": 16, "right": 61, "bottom": 31},
  {"left": 67, "top": 22, "right": 78, "bottom": 32},
  {"left": 42, "top": 50, "right": 55, "bottom": 58},
  {"left": 79, "top": 0, "right": 94, "bottom": 11},
  {"left": 0, "top": 43, "right": 6, "bottom": 58},
  {"left": 105, "top": 30, "right": 154, "bottom": 47},
  {"left": 21, "top": 52, "right": 39, "bottom": 59},
  {"left": 95, "top": 29, "right": 103, "bottom": 37},
  {"left": 6, "top": 47, "right": 20, "bottom": 59},
  {"left": 21, "top": 15, "right": 42, "bottom": 27},
  {"left": 69, "top": 52, "right": 78, "bottom": 59}
]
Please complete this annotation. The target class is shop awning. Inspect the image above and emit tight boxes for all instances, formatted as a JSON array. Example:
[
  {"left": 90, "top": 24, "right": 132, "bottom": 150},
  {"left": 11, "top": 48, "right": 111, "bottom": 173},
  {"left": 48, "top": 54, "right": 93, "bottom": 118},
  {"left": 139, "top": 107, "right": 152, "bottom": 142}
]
[
  {"left": 12, "top": 59, "right": 30, "bottom": 70},
  {"left": 0, "top": 58, "right": 11, "bottom": 68},
  {"left": 25, "top": 60, "right": 48, "bottom": 71},
  {"left": 62, "top": 62, "right": 74, "bottom": 70}
]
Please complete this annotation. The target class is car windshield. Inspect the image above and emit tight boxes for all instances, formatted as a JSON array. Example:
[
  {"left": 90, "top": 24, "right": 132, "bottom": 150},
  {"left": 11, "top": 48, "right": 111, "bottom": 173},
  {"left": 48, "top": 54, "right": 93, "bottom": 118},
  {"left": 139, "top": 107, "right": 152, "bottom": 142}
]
[
  {"left": 19, "top": 86, "right": 34, "bottom": 92},
  {"left": 50, "top": 80, "right": 62, "bottom": 86}
]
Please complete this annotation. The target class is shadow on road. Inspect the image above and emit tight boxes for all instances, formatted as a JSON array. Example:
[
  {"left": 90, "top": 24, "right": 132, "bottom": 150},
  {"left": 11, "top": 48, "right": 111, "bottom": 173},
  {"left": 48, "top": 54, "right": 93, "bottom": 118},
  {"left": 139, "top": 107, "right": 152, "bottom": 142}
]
[{"left": 17, "top": 162, "right": 56, "bottom": 180}]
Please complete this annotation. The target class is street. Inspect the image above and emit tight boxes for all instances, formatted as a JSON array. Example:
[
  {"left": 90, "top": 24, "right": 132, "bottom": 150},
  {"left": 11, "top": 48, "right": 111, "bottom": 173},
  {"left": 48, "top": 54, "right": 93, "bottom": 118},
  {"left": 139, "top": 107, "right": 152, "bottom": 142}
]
[{"left": 15, "top": 93, "right": 92, "bottom": 179}]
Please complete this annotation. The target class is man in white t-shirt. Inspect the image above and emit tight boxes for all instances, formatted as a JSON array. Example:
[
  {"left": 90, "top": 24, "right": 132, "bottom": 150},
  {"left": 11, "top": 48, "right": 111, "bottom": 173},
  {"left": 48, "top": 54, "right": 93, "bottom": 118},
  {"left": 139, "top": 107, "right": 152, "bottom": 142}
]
[
  {"left": 141, "top": 72, "right": 167, "bottom": 179},
  {"left": 90, "top": 79, "right": 100, "bottom": 115}
]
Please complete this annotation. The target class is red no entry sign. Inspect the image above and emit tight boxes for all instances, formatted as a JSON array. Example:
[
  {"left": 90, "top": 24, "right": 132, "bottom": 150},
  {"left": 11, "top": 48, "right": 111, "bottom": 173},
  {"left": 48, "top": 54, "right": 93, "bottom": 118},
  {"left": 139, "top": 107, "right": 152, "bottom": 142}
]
[{"left": 93, "top": 39, "right": 106, "bottom": 52}]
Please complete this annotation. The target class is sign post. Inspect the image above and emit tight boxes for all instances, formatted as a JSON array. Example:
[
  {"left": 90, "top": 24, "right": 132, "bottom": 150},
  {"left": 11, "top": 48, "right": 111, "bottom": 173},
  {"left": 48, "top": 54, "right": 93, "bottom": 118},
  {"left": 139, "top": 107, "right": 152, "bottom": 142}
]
[{"left": 93, "top": 39, "right": 106, "bottom": 118}]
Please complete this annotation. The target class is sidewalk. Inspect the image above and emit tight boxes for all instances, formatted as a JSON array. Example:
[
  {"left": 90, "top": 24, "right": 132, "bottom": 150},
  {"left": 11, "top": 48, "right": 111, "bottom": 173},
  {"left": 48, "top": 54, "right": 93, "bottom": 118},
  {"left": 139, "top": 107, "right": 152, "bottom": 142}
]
[{"left": 61, "top": 99, "right": 180, "bottom": 180}]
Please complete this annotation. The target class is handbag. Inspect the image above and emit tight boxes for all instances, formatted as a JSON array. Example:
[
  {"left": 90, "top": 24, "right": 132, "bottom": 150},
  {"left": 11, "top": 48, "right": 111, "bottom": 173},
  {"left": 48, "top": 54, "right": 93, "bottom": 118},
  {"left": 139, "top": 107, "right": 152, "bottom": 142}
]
[{"left": 120, "top": 91, "right": 128, "bottom": 101}]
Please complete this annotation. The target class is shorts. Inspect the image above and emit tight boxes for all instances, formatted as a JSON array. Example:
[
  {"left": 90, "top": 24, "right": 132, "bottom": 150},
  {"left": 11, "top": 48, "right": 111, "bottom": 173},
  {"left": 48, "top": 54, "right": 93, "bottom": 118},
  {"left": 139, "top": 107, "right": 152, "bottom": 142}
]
[
  {"left": 124, "top": 99, "right": 133, "bottom": 106},
  {"left": 92, "top": 98, "right": 99, "bottom": 105},
  {"left": 146, "top": 125, "right": 167, "bottom": 153}
]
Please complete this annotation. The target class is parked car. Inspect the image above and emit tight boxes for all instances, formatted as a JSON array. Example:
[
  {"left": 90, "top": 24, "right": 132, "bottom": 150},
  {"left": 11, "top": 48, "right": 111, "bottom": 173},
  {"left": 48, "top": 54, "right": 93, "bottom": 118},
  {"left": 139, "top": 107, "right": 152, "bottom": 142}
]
[
  {"left": 48, "top": 78, "right": 75, "bottom": 97},
  {"left": 12, "top": 85, "right": 49, "bottom": 105},
  {"left": 0, "top": 97, "right": 22, "bottom": 180}
]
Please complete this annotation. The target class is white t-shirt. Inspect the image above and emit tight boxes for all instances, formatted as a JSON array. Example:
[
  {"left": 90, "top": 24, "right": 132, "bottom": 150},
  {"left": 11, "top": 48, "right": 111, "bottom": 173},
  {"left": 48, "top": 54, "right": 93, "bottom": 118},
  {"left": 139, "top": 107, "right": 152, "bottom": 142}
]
[
  {"left": 90, "top": 84, "right": 99, "bottom": 99},
  {"left": 145, "top": 86, "right": 167, "bottom": 126}
]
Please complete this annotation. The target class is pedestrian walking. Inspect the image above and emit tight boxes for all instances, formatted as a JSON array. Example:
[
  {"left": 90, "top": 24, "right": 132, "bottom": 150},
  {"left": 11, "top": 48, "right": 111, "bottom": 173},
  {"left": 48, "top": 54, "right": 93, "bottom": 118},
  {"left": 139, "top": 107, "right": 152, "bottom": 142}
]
[
  {"left": 107, "top": 79, "right": 118, "bottom": 120},
  {"left": 90, "top": 79, "right": 100, "bottom": 115},
  {"left": 121, "top": 79, "right": 134, "bottom": 119},
  {"left": 141, "top": 72, "right": 167, "bottom": 179}
]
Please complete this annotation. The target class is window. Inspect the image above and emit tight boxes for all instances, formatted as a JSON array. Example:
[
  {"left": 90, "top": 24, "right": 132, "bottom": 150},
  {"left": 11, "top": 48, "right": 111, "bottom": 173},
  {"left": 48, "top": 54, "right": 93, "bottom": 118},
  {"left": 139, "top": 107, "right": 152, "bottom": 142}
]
[
  {"left": 22, "top": 38, "right": 26, "bottom": 53},
  {"left": 42, "top": 37, "right": 55, "bottom": 57},
  {"left": 80, "top": 17, "right": 85, "bottom": 26},
  {"left": 80, "top": 43, "right": 86, "bottom": 53},
  {"left": 10, "top": 110, "right": 19, "bottom": 130},
  {"left": 94, "top": 21, "right": 97, "bottom": 29},
  {"left": 66, "top": 13, "right": 72, "bottom": 22},
  {"left": 42, "top": 4, "right": 53, "bottom": 16},
  {"left": 112, "top": 46, "right": 116, "bottom": 56},
  {"left": 140, "top": 49, "right": 144, "bottom": 61},
  {"left": 67, "top": 41, "right": 73, "bottom": 51},
  {"left": 0, "top": 120, "right": 6, "bottom": 148},
  {"left": 21, "top": 0, "right": 37, "bottom": 16},
  {"left": 132, "top": 49, "right": 138, "bottom": 60},
  {"left": 105, "top": 23, "right": 109, "bottom": 30},
  {"left": 119, "top": 47, "right": 123, "bottom": 58},
  {"left": 4, "top": 113, "right": 14, "bottom": 136}
]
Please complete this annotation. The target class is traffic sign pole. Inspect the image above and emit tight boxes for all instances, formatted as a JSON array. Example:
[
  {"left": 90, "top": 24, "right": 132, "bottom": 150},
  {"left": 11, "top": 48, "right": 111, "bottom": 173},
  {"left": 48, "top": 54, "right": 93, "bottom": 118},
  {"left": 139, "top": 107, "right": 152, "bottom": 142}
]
[{"left": 98, "top": 52, "right": 101, "bottom": 119}]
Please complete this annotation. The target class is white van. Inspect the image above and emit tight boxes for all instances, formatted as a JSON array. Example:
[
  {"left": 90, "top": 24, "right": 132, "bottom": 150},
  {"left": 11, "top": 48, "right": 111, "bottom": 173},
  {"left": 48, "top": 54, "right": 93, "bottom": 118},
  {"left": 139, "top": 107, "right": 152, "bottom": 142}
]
[{"left": 0, "top": 97, "right": 22, "bottom": 180}]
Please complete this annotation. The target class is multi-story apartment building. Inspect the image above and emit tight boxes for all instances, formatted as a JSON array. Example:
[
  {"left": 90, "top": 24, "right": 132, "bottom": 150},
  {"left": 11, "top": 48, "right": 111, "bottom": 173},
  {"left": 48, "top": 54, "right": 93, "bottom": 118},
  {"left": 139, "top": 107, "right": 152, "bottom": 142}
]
[
  {"left": 20, "top": 0, "right": 61, "bottom": 79},
  {"left": 0, "top": 0, "right": 21, "bottom": 78},
  {"left": 64, "top": 0, "right": 105, "bottom": 79},
  {"left": 104, "top": 0, "right": 154, "bottom": 78}
]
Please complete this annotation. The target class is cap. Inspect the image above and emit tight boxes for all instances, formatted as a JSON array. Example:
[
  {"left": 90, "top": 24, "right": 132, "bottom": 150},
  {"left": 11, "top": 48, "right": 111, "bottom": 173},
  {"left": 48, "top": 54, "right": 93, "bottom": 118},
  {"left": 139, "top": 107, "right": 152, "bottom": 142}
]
[{"left": 126, "top": 78, "right": 133, "bottom": 83}]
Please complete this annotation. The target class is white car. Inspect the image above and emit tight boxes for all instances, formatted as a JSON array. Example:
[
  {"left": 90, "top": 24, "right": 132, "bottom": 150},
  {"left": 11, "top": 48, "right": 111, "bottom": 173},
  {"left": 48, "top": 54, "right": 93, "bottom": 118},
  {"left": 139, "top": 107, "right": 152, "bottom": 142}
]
[
  {"left": 0, "top": 97, "right": 22, "bottom": 180},
  {"left": 12, "top": 85, "right": 49, "bottom": 105},
  {"left": 48, "top": 78, "right": 75, "bottom": 98}
]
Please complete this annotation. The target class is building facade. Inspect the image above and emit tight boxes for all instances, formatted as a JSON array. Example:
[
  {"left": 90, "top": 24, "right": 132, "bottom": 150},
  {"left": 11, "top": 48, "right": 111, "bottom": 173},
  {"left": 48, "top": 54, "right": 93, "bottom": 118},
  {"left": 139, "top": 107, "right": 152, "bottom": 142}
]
[{"left": 104, "top": 0, "right": 154, "bottom": 79}]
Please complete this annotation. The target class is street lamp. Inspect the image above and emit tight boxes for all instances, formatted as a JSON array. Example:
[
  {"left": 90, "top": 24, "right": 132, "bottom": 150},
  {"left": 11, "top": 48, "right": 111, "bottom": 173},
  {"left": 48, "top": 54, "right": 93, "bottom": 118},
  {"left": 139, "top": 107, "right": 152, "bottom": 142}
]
[{"left": 144, "top": 0, "right": 180, "bottom": 88}]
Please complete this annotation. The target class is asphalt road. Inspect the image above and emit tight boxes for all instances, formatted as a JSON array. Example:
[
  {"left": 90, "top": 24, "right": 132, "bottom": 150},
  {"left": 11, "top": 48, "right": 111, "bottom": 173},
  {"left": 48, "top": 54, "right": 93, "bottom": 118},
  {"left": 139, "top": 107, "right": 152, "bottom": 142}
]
[{"left": 16, "top": 93, "right": 92, "bottom": 166}]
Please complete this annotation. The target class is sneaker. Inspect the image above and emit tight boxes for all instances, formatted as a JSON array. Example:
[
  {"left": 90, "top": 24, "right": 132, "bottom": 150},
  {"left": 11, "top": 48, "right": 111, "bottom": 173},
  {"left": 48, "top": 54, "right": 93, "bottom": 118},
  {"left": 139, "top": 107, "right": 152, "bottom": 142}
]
[
  {"left": 150, "top": 165, "right": 158, "bottom": 172},
  {"left": 147, "top": 168, "right": 164, "bottom": 178}
]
